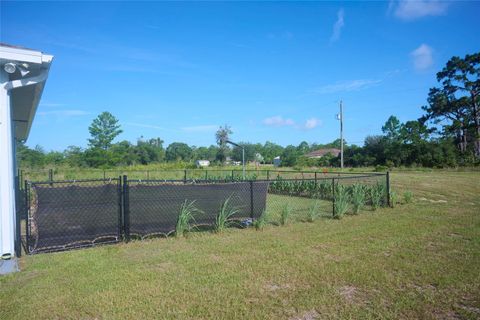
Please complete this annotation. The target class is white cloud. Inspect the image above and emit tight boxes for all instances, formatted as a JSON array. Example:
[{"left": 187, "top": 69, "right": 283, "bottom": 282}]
[
  {"left": 303, "top": 118, "right": 321, "bottom": 130},
  {"left": 393, "top": 0, "right": 448, "bottom": 20},
  {"left": 263, "top": 116, "right": 321, "bottom": 130},
  {"left": 181, "top": 125, "right": 218, "bottom": 132},
  {"left": 124, "top": 122, "right": 170, "bottom": 131},
  {"left": 312, "top": 79, "right": 382, "bottom": 94},
  {"left": 37, "top": 109, "right": 90, "bottom": 117},
  {"left": 330, "top": 8, "right": 345, "bottom": 42},
  {"left": 263, "top": 116, "right": 295, "bottom": 127},
  {"left": 410, "top": 44, "right": 434, "bottom": 71}
]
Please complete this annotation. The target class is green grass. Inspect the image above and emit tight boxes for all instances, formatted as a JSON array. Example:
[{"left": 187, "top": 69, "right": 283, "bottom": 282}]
[{"left": 1, "top": 171, "right": 479, "bottom": 319}]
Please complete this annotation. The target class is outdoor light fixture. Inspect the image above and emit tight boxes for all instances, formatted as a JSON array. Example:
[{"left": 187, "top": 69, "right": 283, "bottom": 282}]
[
  {"left": 4, "top": 62, "right": 16, "bottom": 74},
  {"left": 18, "top": 63, "right": 30, "bottom": 77}
]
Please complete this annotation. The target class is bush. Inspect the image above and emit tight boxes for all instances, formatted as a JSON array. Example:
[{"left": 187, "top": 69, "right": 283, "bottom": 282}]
[
  {"left": 176, "top": 200, "right": 202, "bottom": 237},
  {"left": 306, "top": 200, "right": 321, "bottom": 222},
  {"left": 334, "top": 185, "right": 350, "bottom": 219},
  {"left": 370, "top": 183, "right": 386, "bottom": 210},
  {"left": 351, "top": 184, "right": 366, "bottom": 214},
  {"left": 215, "top": 195, "right": 240, "bottom": 233}
]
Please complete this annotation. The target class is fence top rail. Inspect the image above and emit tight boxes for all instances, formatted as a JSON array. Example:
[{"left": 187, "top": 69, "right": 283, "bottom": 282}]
[
  {"left": 29, "top": 178, "right": 121, "bottom": 185},
  {"left": 27, "top": 174, "right": 386, "bottom": 185},
  {"left": 22, "top": 168, "right": 386, "bottom": 176}
]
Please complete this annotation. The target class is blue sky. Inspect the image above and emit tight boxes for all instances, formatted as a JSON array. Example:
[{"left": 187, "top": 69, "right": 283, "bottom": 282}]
[{"left": 2, "top": 1, "right": 479, "bottom": 151}]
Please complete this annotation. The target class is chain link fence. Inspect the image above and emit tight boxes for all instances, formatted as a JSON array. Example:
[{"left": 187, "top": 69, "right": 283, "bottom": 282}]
[
  {"left": 25, "top": 179, "right": 122, "bottom": 254},
  {"left": 20, "top": 172, "right": 389, "bottom": 254}
]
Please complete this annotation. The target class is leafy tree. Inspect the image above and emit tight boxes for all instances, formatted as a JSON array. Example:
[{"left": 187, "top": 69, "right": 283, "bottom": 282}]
[
  {"left": 421, "top": 53, "right": 480, "bottom": 157},
  {"left": 88, "top": 112, "right": 123, "bottom": 150},
  {"left": 64, "top": 146, "right": 87, "bottom": 167},
  {"left": 215, "top": 125, "right": 232, "bottom": 163},
  {"left": 281, "top": 145, "right": 301, "bottom": 167},
  {"left": 166, "top": 142, "right": 193, "bottom": 162},
  {"left": 17, "top": 143, "right": 45, "bottom": 167},
  {"left": 262, "top": 141, "right": 284, "bottom": 163}
]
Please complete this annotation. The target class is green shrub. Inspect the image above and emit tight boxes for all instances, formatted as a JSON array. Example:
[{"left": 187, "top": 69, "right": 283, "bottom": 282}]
[
  {"left": 334, "top": 185, "right": 350, "bottom": 219},
  {"left": 351, "top": 184, "right": 366, "bottom": 214},
  {"left": 280, "top": 203, "right": 292, "bottom": 226},
  {"left": 176, "top": 200, "right": 202, "bottom": 237},
  {"left": 306, "top": 200, "right": 321, "bottom": 222},
  {"left": 370, "top": 183, "right": 385, "bottom": 210},
  {"left": 403, "top": 191, "right": 413, "bottom": 204},
  {"left": 215, "top": 195, "right": 240, "bottom": 233}
]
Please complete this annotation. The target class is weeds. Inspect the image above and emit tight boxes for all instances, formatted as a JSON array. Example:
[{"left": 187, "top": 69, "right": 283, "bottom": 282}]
[
  {"left": 280, "top": 203, "right": 292, "bottom": 225},
  {"left": 404, "top": 191, "right": 413, "bottom": 204},
  {"left": 215, "top": 195, "right": 240, "bottom": 233},
  {"left": 306, "top": 200, "right": 321, "bottom": 222},
  {"left": 389, "top": 190, "right": 398, "bottom": 208},
  {"left": 176, "top": 200, "right": 202, "bottom": 237},
  {"left": 334, "top": 185, "right": 350, "bottom": 219},
  {"left": 351, "top": 184, "right": 366, "bottom": 214},
  {"left": 253, "top": 210, "right": 268, "bottom": 230}
]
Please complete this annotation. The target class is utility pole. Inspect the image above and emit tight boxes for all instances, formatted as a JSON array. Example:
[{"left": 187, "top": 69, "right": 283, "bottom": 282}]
[{"left": 336, "top": 100, "right": 344, "bottom": 170}]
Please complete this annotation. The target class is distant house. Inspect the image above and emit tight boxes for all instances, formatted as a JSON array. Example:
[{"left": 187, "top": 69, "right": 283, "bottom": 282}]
[
  {"left": 306, "top": 148, "right": 341, "bottom": 159},
  {"left": 195, "top": 160, "right": 210, "bottom": 168}
]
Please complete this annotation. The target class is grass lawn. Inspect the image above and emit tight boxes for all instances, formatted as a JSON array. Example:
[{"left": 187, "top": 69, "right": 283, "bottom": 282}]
[{"left": 1, "top": 171, "right": 479, "bottom": 319}]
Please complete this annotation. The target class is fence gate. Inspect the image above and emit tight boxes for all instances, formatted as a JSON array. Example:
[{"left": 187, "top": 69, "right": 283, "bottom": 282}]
[{"left": 26, "top": 178, "right": 122, "bottom": 254}]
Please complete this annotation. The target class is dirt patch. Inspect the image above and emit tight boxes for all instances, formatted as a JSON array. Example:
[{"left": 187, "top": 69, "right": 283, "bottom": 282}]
[
  {"left": 264, "top": 283, "right": 291, "bottom": 291},
  {"left": 289, "top": 310, "right": 319, "bottom": 320},
  {"left": 418, "top": 197, "right": 448, "bottom": 203},
  {"left": 338, "top": 285, "right": 357, "bottom": 303}
]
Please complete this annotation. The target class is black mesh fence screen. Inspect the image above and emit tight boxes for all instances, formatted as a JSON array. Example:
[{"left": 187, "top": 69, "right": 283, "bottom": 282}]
[
  {"left": 127, "top": 180, "right": 269, "bottom": 238},
  {"left": 27, "top": 179, "right": 121, "bottom": 254},
  {"left": 23, "top": 172, "right": 388, "bottom": 254}
]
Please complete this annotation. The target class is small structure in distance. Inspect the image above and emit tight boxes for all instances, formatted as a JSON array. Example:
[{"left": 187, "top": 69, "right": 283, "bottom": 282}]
[
  {"left": 195, "top": 160, "right": 210, "bottom": 168},
  {"left": 306, "top": 148, "right": 341, "bottom": 159}
]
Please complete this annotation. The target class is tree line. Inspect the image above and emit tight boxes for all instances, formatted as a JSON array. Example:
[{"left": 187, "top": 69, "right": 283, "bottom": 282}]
[{"left": 18, "top": 52, "right": 479, "bottom": 169}]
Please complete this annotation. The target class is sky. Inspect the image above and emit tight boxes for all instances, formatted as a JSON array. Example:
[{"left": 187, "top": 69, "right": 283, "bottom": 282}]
[{"left": 1, "top": 1, "right": 479, "bottom": 151}]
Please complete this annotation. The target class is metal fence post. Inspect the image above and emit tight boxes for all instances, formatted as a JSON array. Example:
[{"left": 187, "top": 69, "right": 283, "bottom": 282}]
[
  {"left": 231, "top": 169, "right": 234, "bottom": 181},
  {"left": 332, "top": 178, "right": 336, "bottom": 217},
  {"left": 386, "top": 171, "right": 391, "bottom": 207},
  {"left": 49, "top": 169, "right": 53, "bottom": 186},
  {"left": 14, "top": 175, "right": 21, "bottom": 257},
  {"left": 146, "top": 170, "right": 149, "bottom": 180},
  {"left": 24, "top": 180, "right": 30, "bottom": 253},
  {"left": 117, "top": 176, "right": 123, "bottom": 241},
  {"left": 205, "top": 170, "right": 208, "bottom": 181},
  {"left": 315, "top": 171, "right": 318, "bottom": 187},
  {"left": 250, "top": 180, "right": 254, "bottom": 219},
  {"left": 123, "top": 175, "right": 130, "bottom": 242},
  {"left": 267, "top": 170, "right": 270, "bottom": 181},
  {"left": 184, "top": 170, "right": 187, "bottom": 183}
]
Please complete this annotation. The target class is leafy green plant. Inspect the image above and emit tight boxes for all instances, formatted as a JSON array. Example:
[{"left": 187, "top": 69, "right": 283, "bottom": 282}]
[
  {"left": 351, "top": 184, "right": 366, "bottom": 214},
  {"left": 215, "top": 195, "right": 240, "bottom": 233},
  {"left": 334, "top": 185, "right": 350, "bottom": 219},
  {"left": 306, "top": 200, "right": 321, "bottom": 222},
  {"left": 280, "top": 203, "right": 292, "bottom": 226},
  {"left": 253, "top": 210, "right": 268, "bottom": 230},
  {"left": 403, "top": 191, "right": 413, "bottom": 204},
  {"left": 370, "top": 183, "right": 386, "bottom": 210},
  {"left": 176, "top": 200, "right": 202, "bottom": 237},
  {"left": 389, "top": 190, "right": 398, "bottom": 208}
]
